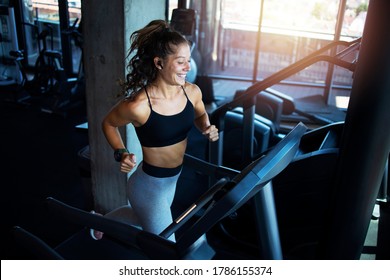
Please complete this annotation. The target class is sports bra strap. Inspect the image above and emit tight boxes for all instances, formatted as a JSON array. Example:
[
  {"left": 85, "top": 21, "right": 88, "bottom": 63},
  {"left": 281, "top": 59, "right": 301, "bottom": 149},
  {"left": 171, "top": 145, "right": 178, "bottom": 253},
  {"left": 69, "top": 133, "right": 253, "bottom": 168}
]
[
  {"left": 181, "top": 86, "right": 189, "bottom": 100},
  {"left": 144, "top": 87, "right": 153, "bottom": 109}
]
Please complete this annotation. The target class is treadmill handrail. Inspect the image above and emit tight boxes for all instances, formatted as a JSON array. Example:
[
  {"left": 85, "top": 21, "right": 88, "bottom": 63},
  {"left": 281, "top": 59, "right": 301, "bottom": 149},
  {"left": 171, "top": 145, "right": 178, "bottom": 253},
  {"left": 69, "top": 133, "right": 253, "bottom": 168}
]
[
  {"left": 183, "top": 153, "right": 239, "bottom": 178},
  {"left": 176, "top": 122, "right": 307, "bottom": 249}
]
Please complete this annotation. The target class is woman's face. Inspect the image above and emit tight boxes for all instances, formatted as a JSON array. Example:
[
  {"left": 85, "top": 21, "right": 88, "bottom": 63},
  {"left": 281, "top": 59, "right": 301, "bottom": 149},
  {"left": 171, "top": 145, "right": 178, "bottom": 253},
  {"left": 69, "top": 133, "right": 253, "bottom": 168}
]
[{"left": 159, "top": 43, "right": 191, "bottom": 86}]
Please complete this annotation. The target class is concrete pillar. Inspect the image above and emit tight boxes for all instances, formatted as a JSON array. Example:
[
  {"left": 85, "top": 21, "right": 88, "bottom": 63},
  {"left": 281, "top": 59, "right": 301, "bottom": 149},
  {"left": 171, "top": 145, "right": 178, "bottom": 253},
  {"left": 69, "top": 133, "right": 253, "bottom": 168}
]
[{"left": 82, "top": 0, "right": 165, "bottom": 213}]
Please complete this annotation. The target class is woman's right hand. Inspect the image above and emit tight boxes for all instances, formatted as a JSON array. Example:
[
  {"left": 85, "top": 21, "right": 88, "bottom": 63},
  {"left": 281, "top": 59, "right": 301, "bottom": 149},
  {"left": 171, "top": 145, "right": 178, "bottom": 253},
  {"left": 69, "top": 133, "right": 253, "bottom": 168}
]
[{"left": 120, "top": 153, "right": 137, "bottom": 173}]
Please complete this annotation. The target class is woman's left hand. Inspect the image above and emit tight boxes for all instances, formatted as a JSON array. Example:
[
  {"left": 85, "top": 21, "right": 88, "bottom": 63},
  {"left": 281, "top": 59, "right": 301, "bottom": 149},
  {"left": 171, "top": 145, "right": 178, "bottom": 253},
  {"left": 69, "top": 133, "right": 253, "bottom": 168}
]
[{"left": 203, "top": 125, "right": 219, "bottom": 142}]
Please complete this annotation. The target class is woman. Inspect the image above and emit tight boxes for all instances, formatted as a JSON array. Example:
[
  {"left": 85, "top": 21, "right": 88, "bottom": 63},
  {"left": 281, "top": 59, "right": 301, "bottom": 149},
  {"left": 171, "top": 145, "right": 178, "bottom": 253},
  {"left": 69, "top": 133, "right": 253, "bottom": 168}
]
[{"left": 94, "top": 20, "right": 219, "bottom": 241}]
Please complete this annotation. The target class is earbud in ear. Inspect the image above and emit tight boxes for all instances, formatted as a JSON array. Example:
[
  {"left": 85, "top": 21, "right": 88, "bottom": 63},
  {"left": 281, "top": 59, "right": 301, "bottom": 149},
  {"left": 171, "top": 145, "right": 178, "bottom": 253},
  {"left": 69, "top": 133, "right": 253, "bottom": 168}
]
[{"left": 158, "top": 61, "right": 163, "bottom": 69}]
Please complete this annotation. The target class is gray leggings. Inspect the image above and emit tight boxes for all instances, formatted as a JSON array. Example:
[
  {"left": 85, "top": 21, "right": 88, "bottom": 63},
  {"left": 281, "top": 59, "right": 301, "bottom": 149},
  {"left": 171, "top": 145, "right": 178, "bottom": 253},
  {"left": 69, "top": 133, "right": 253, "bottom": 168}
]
[{"left": 105, "top": 162, "right": 180, "bottom": 242}]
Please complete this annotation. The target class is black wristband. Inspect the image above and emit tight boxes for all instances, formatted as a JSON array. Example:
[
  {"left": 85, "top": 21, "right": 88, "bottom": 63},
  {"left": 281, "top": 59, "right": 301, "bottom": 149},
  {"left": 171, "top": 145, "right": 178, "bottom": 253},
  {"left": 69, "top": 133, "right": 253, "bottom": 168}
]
[{"left": 114, "top": 148, "right": 129, "bottom": 162}]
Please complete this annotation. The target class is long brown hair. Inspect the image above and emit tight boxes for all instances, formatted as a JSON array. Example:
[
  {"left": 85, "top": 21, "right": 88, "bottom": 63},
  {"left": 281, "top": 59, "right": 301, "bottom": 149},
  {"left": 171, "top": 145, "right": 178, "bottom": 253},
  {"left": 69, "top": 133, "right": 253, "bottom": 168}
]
[{"left": 121, "top": 20, "right": 189, "bottom": 99}]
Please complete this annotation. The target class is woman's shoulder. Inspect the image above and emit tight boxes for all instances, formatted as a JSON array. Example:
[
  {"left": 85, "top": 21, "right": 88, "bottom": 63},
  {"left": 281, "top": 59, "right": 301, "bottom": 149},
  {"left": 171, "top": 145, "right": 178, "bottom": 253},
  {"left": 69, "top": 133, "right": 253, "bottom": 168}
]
[
  {"left": 118, "top": 89, "right": 150, "bottom": 122},
  {"left": 184, "top": 81, "right": 200, "bottom": 91},
  {"left": 123, "top": 89, "right": 145, "bottom": 105},
  {"left": 183, "top": 82, "right": 202, "bottom": 99}
]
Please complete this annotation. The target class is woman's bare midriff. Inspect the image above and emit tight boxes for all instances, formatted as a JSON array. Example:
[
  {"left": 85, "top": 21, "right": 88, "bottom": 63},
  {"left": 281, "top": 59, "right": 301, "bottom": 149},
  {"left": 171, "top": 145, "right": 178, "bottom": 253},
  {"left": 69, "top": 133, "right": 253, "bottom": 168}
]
[{"left": 141, "top": 139, "right": 188, "bottom": 168}]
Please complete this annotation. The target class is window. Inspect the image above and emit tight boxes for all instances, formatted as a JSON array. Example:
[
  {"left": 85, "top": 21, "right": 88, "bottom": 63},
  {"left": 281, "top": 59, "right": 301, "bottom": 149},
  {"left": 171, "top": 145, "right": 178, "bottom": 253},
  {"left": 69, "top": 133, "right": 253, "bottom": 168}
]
[{"left": 177, "top": 0, "right": 369, "bottom": 107}]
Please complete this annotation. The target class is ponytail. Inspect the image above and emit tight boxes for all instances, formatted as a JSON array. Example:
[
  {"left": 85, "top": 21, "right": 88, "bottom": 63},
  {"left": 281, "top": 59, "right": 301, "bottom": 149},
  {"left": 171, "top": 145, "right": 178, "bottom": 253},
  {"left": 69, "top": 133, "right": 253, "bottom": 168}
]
[{"left": 120, "top": 20, "right": 189, "bottom": 98}]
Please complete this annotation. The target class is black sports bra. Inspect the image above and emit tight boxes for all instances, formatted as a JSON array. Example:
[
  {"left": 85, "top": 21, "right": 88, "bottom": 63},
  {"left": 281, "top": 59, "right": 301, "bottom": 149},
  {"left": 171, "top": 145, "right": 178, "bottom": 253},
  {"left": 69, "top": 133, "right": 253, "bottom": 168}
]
[{"left": 134, "top": 86, "right": 194, "bottom": 147}]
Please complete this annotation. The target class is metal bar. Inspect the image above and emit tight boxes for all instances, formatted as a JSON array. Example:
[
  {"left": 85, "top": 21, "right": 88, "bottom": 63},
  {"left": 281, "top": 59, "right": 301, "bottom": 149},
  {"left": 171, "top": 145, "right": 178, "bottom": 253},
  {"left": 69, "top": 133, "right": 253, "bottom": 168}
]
[
  {"left": 253, "top": 182, "right": 283, "bottom": 260},
  {"left": 252, "top": 0, "right": 265, "bottom": 82},
  {"left": 58, "top": 0, "right": 72, "bottom": 76},
  {"left": 323, "top": 0, "right": 347, "bottom": 103}
]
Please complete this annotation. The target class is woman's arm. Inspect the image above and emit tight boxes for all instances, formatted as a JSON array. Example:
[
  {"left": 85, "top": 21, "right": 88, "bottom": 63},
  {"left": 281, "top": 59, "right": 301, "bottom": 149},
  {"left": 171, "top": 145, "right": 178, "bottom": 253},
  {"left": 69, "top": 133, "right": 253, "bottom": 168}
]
[
  {"left": 102, "top": 100, "right": 131, "bottom": 149},
  {"left": 101, "top": 99, "right": 139, "bottom": 172},
  {"left": 190, "top": 83, "right": 219, "bottom": 142}
]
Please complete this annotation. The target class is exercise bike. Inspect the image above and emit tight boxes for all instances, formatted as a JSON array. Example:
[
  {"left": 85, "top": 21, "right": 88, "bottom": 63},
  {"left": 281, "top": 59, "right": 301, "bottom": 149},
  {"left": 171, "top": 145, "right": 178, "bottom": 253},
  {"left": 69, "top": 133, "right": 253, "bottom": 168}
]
[{"left": 37, "top": 19, "right": 85, "bottom": 117}]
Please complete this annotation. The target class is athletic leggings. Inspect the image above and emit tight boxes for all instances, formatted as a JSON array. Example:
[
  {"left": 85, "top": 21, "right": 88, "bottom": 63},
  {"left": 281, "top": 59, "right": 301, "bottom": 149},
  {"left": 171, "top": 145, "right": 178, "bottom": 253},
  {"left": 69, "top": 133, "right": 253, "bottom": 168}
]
[{"left": 105, "top": 161, "right": 182, "bottom": 242}]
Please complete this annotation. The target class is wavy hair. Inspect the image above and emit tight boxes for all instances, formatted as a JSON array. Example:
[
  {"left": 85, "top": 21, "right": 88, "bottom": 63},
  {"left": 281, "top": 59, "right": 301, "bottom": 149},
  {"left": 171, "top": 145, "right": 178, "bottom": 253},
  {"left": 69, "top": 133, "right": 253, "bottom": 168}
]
[{"left": 121, "top": 20, "right": 189, "bottom": 99}]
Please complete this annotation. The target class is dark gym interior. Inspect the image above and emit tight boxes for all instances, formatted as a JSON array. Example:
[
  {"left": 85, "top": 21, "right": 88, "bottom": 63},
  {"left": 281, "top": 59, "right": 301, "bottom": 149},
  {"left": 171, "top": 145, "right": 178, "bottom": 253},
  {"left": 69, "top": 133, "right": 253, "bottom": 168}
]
[{"left": 1, "top": 0, "right": 389, "bottom": 261}]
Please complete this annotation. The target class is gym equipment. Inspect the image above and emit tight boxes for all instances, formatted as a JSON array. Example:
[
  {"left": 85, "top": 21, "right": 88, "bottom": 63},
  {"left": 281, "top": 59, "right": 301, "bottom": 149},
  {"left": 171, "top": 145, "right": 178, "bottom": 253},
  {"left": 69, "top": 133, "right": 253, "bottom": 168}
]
[
  {"left": 318, "top": 0, "right": 390, "bottom": 259},
  {"left": 11, "top": 122, "right": 307, "bottom": 260},
  {"left": 208, "top": 37, "right": 361, "bottom": 171},
  {"left": 4, "top": 18, "right": 84, "bottom": 116},
  {"left": 207, "top": 0, "right": 390, "bottom": 260},
  {"left": 0, "top": 6, "right": 21, "bottom": 86},
  {"left": 39, "top": 19, "right": 84, "bottom": 116},
  {"left": 194, "top": 75, "right": 227, "bottom": 113},
  {"left": 0, "top": 22, "right": 62, "bottom": 104},
  {"left": 20, "top": 22, "right": 60, "bottom": 97},
  {"left": 0, "top": 49, "right": 30, "bottom": 103},
  {"left": 0, "top": 6, "right": 29, "bottom": 103},
  {"left": 170, "top": 8, "right": 201, "bottom": 83},
  {"left": 222, "top": 110, "right": 271, "bottom": 170},
  {"left": 234, "top": 89, "right": 286, "bottom": 145},
  {"left": 0, "top": 18, "right": 51, "bottom": 103},
  {"left": 206, "top": 40, "right": 353, "bottom": 258},
  {"left": 218, "top": 121, "right": 344, "bottom": 259}
]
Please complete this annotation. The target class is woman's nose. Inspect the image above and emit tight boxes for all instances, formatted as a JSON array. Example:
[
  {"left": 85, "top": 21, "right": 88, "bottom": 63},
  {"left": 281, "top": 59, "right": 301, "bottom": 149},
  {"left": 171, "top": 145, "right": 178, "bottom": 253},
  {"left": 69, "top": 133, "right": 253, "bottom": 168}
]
[{"left": 185, "top": 60, "right": 191, "bottom": 71}]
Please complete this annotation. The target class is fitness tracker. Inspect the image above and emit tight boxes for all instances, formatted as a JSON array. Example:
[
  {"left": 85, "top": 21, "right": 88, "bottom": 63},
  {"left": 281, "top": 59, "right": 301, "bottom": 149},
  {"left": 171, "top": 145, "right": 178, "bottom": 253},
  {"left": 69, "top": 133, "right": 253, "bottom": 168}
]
[{"left": 114, "top": 148, "right": 129, "bottom": 162}]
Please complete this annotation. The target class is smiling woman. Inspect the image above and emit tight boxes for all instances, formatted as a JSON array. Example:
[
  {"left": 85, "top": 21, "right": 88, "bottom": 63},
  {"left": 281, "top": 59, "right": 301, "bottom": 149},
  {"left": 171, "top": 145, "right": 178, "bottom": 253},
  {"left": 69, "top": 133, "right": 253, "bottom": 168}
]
[
  {"left": 96, "top": 19, "right": 219, "bottom": 242},
  {"left": 155, "top": 42, "right": 191, "bottom": 87}
]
